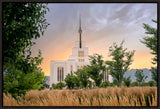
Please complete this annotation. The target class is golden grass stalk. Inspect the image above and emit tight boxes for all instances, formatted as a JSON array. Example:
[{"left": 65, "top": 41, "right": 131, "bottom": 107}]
[{"left": 3, "top": 86, "right": 157, "bottom": 106}]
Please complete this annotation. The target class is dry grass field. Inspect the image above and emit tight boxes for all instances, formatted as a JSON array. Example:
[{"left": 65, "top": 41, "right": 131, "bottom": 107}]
[{"left": 3, "top": 86, "right": 157, "bottom": 106}]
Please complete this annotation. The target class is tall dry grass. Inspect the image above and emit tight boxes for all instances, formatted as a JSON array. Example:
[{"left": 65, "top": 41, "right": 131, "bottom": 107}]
[{"left": 3, "top": 86, "right": 157, "bottom": 106}]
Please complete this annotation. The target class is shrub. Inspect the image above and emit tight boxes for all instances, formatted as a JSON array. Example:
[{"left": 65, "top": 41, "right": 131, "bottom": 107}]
[
  {"left": 148, "top": 81, "right": 157, "bottom": 87},
  {"left": 131, "top": 82, "right": 139, "bottom": 86},
  {"left": 56, "top": 82, "right": 65, "bottom": 89},
  {"left": 65, "top": 73, "right": 77, "bottom": 89},
  {"left": 141, "top": 82, "right": 149, "bottom": 86},
  {"left": 100, "top": 81, "right": 110, "bottom": 88},
  {"left": 123, "top": 76, "right": 131, "bottom": 87},
  {"left": 52, "top": 83, "right": 56, "bottom": 89}
]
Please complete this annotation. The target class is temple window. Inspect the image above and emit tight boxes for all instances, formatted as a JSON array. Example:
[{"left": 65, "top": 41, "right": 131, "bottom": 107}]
[{"left": 78, "top": 51, "right": 84, "bottom": 57}]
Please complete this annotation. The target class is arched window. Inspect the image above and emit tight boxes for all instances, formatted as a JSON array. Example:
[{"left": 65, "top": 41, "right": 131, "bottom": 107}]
[
  {"left": 57, "top": 67, "right": 59, "bottom": 81},
  {"left": 62, "top": 67, "right": 64, "bottom": 81},
  {"left": 60, "top": 67, "right": 62, "bottom": 81},
  {"left": 78, "top": 51, "right": 84, "bottom": 57},
  {"left": 57, "top": 67, "right": 64, "bottom": 81}
]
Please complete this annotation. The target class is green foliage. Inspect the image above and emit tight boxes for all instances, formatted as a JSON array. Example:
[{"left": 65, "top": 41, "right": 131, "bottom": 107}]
[
  {"left": 110, "top": 82, "right": 116, "bottom": 87},
  {"left": 52, "top": 83, "right": 56, "bottom": 89},
  {"left": 87, "top": 81, "right": 92, "bottom": 89},
  {"left": 3, "top": 3, "right": 49, "bottom": 98},
  {"left": 113, "top": 79, "right": 119, "bottom": 87},
  {"left": 131, "top": 82, "right": 139, "bottom": 86},
  {"left": 56, "top": 82, "right": 65, "bottom": 89},
  {"left": 130, "top": 81, "right": 156, "bottom": 87},
  {"left": 3, "top": 64, "right": 44, "bottom": 98},
  {"left": 140, "top": 20, "right": 157, "bottom": 65},
  {"left": 64, "top": 73, "right": 77, "bottom": 89},
  {"left": 123, "top": 76, "right": 131, "bottom": 87},
  {"left": 87, "top": 54, "right": 106, "bottom": 87},
  {"left": 141, "top": 82, "right": 149, "bottom": 86},
  {"left": 150, "top": 67, "right": 157, "bottom": 83},
  {"left": 106, "top": 40, "right": 135, "bottom": 87},
  {"left": 148, "top": 81, "right": 157, "bottom": 87},
  {"left": 100, "top": 81, "right": 110, "bottom": 88},
  {"left": 3, "top": 3, "right": 49, "bottom": 65},
  {"left": 140, "top": 20, "right": 157, "bottom": 84},
  {"left": 135, "top": 69, "right": 148, "bottom": 86},
  {"left": 75, "top": 66, "right": 90, "bottom": 88}
]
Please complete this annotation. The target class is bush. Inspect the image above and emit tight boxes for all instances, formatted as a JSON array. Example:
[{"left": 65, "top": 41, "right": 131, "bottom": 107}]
[
  {"left": 131, "top": 82, "right": 139, "bottom": 86},
  {"left": 148, "top": 81, "right": 157, "bottom": 87},
  {"left": 52, "top": 83, "right": 56, "bottom": 89},
  {"left": 113, "top": 79, "right": 119, "bottom": 87},
  {"left": 110, "top": 82, "right": 116, "bottom": 87},
  {"left": 87, "top": 81, "right": 92, "bottom": 89},
  {"left": 56, "top": 82, "right": 65, "bottom": 89},
  {"left": 141, "top": 82, "right": 149, "bottom": 86},
  {"left": 65, "top": 73, "right": 77, "bottom": 89},
  {"left": 100, "top": 81, "right": 110, "bottom": 88},
  {"left": 123, "top": 76, "right": 131, "bottom": 87},
  {"left": 3, "top": 64, "right": 45, "bottom": 99}
]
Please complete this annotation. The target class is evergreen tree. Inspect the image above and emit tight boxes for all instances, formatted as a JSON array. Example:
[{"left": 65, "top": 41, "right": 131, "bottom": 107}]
[{"left": 140, "top": 20, "right": 157, "bottom": 83}]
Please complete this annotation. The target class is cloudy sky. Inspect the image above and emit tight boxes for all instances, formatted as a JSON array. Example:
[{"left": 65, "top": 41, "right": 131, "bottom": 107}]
[{"left": 31, "top": 3, "right": 157, "bottom": 76}]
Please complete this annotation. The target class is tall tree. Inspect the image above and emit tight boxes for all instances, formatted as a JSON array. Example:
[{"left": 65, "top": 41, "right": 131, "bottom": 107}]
[
  {"left": 3, "top": 3, "right": 49, "bottom": 98},
  {"left": 87, "top": 54, "right": 106, "bottom": 87},
  {"left": 135, "top": 69, "right": 148, "bottom": 86},
  {"left": 106, "top": 41, "right": 135, "bottom": 87},
  {"left": 140, "top": 20, "right": 157, "bottom": 83}
]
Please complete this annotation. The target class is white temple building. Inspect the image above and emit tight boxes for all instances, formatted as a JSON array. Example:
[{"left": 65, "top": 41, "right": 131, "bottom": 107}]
[{"left": 50, "top": 15, "right": 113, "bottom": 87}]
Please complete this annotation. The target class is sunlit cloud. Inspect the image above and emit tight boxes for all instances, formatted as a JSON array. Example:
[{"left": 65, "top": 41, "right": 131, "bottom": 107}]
[{"left": 31, "top": 3, "right": 157, "bottom": 76}]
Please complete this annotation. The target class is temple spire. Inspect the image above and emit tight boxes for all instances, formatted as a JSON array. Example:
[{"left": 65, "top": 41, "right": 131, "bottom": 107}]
[{"left": 78, "top": 14, "right": 82, "bottom": 48}]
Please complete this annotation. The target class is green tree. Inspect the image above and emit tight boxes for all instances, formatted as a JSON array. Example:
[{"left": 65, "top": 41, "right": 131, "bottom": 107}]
[
  {"left": 106, "top": 41, "right": 135, "bottom": 87},
  {"left": 135, "top": 69, "right": 148, "bottom": 86},
  {"left": 140, "top": 20, "right": 157, "bottom": 84},
  {"left": 64, "top": 73, "right": 77, "bottom": 89},
  {"left": 75, "top": 66, "right": 90, "bottom": 88},
  {"left": 87, "top": 54, "right": 106, "bottom": 87},
  {"left": 3, "top": 3, "right": 49, "bottom": 98},
  {"left": 123, "top": 76, "right": 131, "bottom": 87}
]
